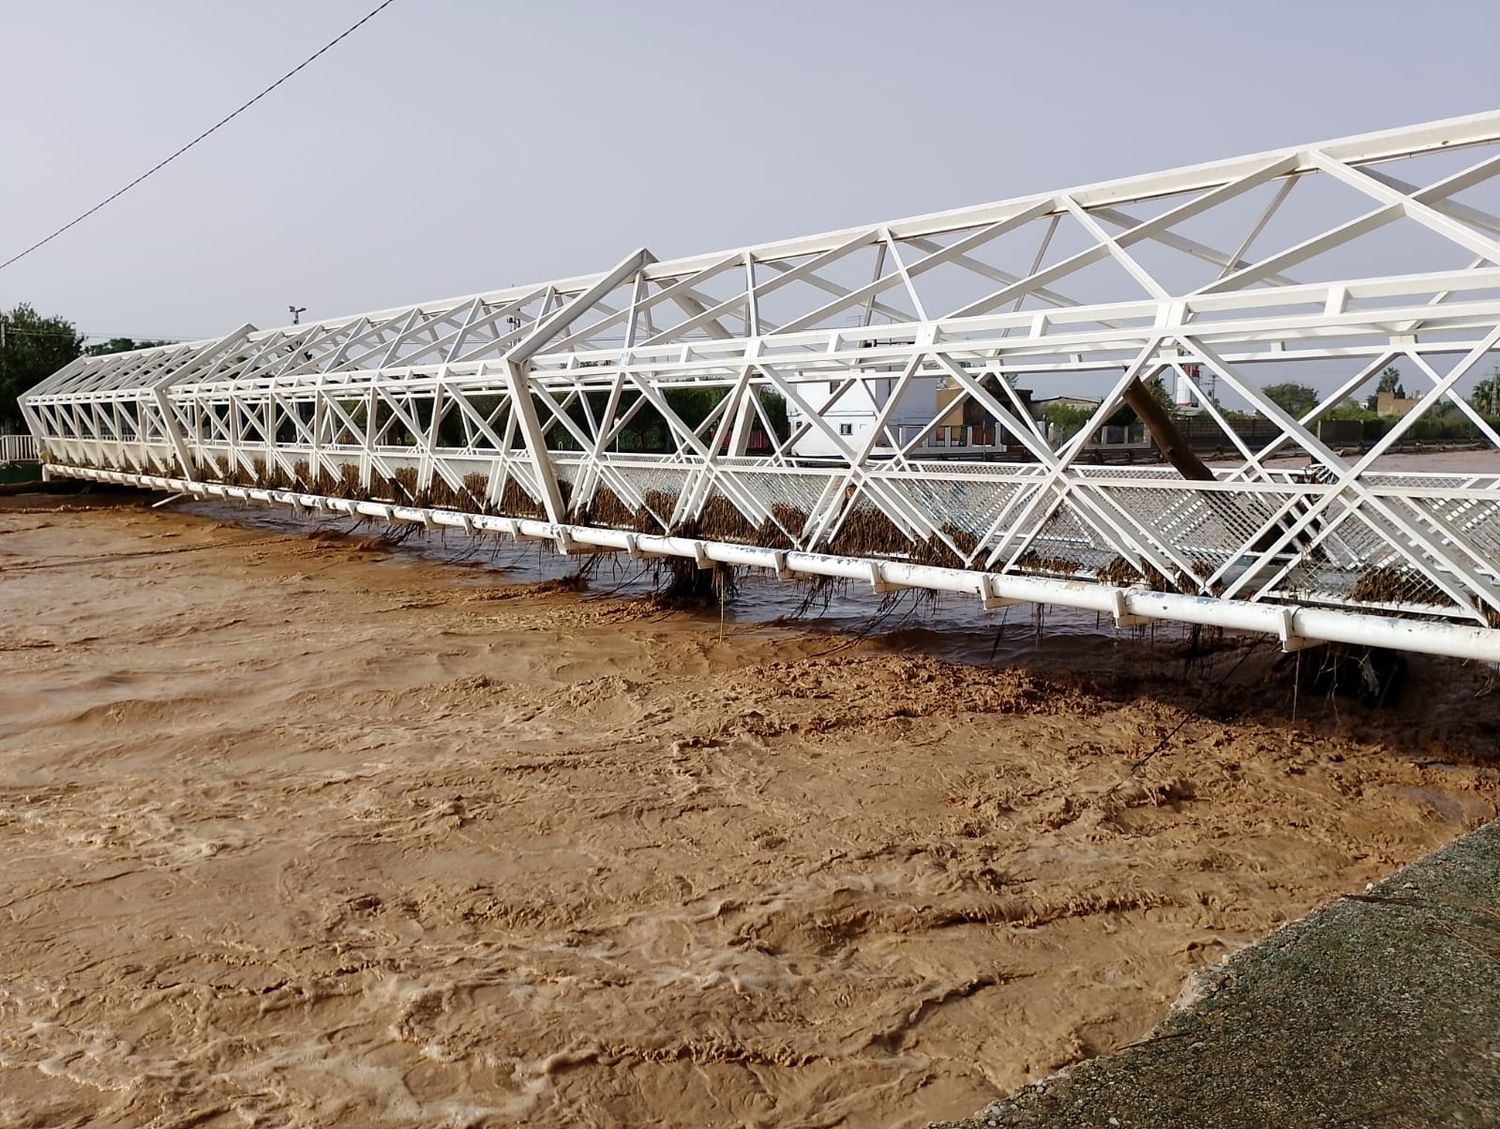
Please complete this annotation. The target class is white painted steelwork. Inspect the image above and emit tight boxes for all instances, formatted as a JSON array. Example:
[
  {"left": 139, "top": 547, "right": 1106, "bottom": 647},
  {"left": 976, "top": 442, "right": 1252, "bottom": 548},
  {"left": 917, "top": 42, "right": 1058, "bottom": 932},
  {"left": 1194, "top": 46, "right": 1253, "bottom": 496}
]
[{"left": 22, "top": 111, "right": 1500, "bottom": 660}]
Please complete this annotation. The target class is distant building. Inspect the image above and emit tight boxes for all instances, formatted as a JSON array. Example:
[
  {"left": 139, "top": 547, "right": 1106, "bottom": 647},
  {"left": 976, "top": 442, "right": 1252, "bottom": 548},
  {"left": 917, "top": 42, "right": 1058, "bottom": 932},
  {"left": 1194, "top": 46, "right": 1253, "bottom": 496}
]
[
  {"left": 1172, "top": 363, "right": 1216, "bottom": 410},
  {"left": 1029, "top": 395, "right": 1148, "bottom": 449},
  {"left": 1028, "top": 395, "right": 1101, "bottom": 418},
  {"left": 1376, "top": 390, "right": 1421, "bottom": 417},
  {"left": 784, "top": 373, "right": 1032, "bottom": 457}
]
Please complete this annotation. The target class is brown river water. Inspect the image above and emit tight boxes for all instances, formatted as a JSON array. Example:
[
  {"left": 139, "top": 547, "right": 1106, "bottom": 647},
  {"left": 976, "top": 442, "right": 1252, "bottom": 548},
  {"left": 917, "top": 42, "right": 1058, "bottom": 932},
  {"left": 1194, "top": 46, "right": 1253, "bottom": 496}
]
[{"left": 1, "top": 491, "right": 1497, "bottom": 1128}]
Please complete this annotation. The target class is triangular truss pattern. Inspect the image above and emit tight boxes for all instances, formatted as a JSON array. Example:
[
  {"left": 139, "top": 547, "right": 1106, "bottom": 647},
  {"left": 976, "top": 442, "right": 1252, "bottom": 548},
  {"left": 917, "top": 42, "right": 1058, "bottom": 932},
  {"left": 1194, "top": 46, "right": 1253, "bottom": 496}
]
[{"left": 24, "top": 111, "right": 1500, "bottom": 658}]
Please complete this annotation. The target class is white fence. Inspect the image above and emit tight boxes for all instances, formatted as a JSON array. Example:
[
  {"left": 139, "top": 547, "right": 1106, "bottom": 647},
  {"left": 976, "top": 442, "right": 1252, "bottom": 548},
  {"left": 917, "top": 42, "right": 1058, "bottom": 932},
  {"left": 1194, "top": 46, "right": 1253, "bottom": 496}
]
[{"left": 1, "top": 434, "right": 39, "bottom": 463}]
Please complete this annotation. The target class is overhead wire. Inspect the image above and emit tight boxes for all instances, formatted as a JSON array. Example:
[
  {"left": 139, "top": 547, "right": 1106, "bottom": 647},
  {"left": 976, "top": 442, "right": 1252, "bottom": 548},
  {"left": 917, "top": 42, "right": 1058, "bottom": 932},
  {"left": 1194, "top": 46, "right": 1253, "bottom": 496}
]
[
  {"left": 0, "top": 0, "right": 400, "bottom": 275},
  {"left": 0, "top": 326, "right": 199, "bottom": 344}
]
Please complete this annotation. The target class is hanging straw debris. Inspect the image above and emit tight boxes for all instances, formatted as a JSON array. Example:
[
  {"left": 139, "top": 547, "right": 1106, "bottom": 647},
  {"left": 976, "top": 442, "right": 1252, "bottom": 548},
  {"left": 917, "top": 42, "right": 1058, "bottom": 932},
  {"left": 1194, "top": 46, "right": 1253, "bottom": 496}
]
[
  {"left": 751, "top": 503, "right": 808, "bottom": 551},
  {"left": 1015, "top": 550, "right": 1086, "bottom": 577},
  {"left": 1095, "top": 555, "right": 1145, "bottom": 587},
  {"left": 1350, "top": 564, "right": 1449, "bottom": 607},
  {"left": 313, "top": 462, "right": 363, "bottom": 499},
  {"left": 909, "top": 523, "right": 982, "bottom": 568},
  {"left": 634, "top": 489, "right": 679, "bottom": 533},
  {"left": 261, "top": 460, "right": 293, "bottom": 490},
  {"left": 499, "top": 478, "right": 547, "bottom": 519},
  {"left": 651, "top": 558, "right": 739, "bottom": 608},
  {"left": 828, "top": 504, "right": 913, "bottom": 558},
  {"left": 578, "top": 486, "right": 637, "bottom": 529},
  {"left": 462, "top": 472, "right": 494, "bottom": 514},
  {"left": 391, "top": 466, "right": 429, "bottom": 507},
  {"left": 791, "top": 573, "right": 848, "bottom": 616},
  {"left": 1095, "top": 555, "right": 1190, "bottom": 593},
  {"left": 684, "top": 492, "right": 759, "bottom": 543},
  {"left": 427, "top": 474, "right": 465, "bottom": 510}
]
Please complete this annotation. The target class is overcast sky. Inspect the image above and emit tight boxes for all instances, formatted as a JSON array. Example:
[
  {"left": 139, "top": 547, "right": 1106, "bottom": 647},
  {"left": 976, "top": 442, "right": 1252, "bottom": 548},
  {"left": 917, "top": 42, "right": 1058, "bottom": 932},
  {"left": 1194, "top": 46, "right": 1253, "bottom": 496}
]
[{"left": 2, "top": 0, "right": 1498, "bottom": 344}]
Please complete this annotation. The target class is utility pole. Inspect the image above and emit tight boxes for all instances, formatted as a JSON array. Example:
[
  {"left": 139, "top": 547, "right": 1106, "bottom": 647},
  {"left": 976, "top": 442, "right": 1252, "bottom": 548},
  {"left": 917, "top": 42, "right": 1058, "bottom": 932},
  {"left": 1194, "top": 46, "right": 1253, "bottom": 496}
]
[{"left": 289, "top": 305, "right": 307, "bottom": 325}]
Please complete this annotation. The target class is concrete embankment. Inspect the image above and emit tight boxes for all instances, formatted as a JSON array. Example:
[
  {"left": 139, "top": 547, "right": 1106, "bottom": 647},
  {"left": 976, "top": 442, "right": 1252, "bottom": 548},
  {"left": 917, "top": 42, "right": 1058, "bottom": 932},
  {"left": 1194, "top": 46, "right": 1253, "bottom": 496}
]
[{"left": 936, "top": 818, "right": 1500, "bottom": 1129}]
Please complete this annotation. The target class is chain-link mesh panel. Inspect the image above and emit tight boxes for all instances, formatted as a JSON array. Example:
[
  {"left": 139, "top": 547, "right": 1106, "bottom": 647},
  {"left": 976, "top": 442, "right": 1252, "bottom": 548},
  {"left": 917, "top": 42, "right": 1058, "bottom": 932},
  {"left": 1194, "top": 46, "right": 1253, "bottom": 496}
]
[
  {"left": 1092, "top": 483, "right": 1300, "bottom": 583},
  {"left": 1070, "top": 465, "right": 1189, "bottom": 481},
  {"left": 1408, "top": 495, "right": 1500, "bottom": 564},
  {"left": 607, "top": 463, "right": 690, "bottom": 503},
  {"left": 550, "top": 457, "right": 584, "bottom": 486},
  {"left": 886, "top": 476, "right": 1027, "bottom": 545},
  {"left": 726, "top": 470, "right": 836, "bottom": 548},
  {"left": 1005, "top": 493, "right": 1111, "bottom": 576},
  {"left": 1269, "top": 502, "right": 1463, "bottom": 612},
  {"left": 600, "top": 464, "right": 691, "bottom": 530}
]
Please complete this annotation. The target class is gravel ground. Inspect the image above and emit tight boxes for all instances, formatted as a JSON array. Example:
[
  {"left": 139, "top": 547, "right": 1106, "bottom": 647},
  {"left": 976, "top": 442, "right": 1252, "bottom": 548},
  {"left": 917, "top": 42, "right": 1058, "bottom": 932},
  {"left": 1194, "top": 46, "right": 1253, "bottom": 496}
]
[{"left": 934, "top": 818, "right": 1500, "bottom": 1129}]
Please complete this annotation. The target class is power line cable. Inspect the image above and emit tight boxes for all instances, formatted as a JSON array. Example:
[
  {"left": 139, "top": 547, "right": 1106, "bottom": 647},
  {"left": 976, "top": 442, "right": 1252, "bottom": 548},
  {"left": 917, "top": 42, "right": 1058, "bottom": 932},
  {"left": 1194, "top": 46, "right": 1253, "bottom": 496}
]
[
  {"left": 0, "top": 326, "right": 197, "bottom": 343},
  {"left": 0, "top": 0, "right": 400, "bottom": 276}
]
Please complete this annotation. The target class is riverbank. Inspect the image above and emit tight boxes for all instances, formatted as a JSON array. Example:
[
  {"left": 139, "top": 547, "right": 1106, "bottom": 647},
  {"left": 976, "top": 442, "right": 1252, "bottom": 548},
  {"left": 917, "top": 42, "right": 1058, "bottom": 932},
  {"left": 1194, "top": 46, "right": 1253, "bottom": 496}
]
[{"left": 935, "top": 817, "right": 1500, "bottom": 1128}]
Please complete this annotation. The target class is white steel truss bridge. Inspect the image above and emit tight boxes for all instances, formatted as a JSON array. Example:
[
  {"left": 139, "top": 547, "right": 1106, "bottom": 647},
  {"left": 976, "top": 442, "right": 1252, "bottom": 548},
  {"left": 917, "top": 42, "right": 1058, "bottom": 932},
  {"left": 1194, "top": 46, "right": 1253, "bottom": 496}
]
[{"left": 23, "top": 111, "right": 1500, "bottom": 662}]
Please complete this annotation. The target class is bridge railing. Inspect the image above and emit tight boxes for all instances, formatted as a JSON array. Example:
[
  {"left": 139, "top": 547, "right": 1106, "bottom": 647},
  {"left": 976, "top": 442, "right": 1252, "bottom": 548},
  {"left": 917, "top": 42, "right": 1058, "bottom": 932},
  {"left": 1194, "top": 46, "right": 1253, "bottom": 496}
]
[{"left": 0, "top": 434, "right": 38, "bottom": 463}]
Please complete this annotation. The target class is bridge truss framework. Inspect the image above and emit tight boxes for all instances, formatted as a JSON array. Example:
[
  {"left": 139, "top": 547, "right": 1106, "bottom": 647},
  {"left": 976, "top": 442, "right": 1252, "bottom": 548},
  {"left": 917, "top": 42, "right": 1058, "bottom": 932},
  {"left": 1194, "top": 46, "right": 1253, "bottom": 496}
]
[{"left": 22, "top": 111, "right": 1500, "bottom": 661}]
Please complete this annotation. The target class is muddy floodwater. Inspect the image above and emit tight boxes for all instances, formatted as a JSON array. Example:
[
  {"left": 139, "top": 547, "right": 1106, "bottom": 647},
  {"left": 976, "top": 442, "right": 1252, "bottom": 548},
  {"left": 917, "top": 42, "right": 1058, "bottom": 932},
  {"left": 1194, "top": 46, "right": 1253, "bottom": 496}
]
[{"left": 1, "top": 497, "right": 1497, "bottom": 1128}]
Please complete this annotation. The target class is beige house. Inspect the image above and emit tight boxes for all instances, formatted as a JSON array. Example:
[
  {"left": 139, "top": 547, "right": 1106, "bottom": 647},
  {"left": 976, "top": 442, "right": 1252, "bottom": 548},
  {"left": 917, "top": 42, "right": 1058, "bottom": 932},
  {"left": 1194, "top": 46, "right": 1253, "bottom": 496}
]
[{"left": 1376, "top": 391, "right": 1422, "bottom": 417}]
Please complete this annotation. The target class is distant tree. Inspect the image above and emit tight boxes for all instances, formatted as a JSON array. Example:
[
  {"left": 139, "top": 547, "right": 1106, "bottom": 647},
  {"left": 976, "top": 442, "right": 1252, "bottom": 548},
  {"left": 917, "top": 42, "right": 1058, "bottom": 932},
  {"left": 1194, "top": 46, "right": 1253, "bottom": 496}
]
[
  {"left": 1145, "top": 373, "right": 1174, "bottom": 416},
  {"left": 1108, "top": 374, "right": 1175, "bottom": 427},
  {"left": 757, "top": 389, "right": 789, "bottom": 439},
  {"left": 1044, "top": 403, "right": 1095, "bottom": 441},
  {"left": 1262, "top": 381, "right": 1319, "bottom": 418},
  {"left": 1366, "top": 364, "right": 1409, "bottom": 410},
  {"left": 1377, "top": 365, "right": 1406, "bottom": 397},
  {"left": 1471, "top": 368, "right": 1500, "bottom": 417},
  {"left": 1326, "top": 398, "right": 1379, "bottom": 421},
  {"left": 84, "top": 337, "right": 172, "bottom": 357},
  {"left": 0, "top": 304, "right": 85, "bottom": 429},
  {"left": 663, "top": 386, "right": 726, "bottom": 431}
]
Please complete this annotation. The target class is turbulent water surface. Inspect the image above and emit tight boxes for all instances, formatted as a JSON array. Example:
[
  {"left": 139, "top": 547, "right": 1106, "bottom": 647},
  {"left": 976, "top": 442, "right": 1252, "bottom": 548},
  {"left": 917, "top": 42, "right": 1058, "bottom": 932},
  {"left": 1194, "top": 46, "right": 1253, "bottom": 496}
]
[{"left": 1, "top": 494, "right": 1496, "bottom": 1128}]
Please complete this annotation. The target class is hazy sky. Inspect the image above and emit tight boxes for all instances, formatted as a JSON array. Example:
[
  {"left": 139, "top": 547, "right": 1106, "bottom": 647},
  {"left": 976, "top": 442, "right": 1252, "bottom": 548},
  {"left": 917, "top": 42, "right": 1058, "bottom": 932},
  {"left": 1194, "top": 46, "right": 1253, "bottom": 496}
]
[{"left": 3, "top": 0, "right": 1498, "bottom": 343}]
